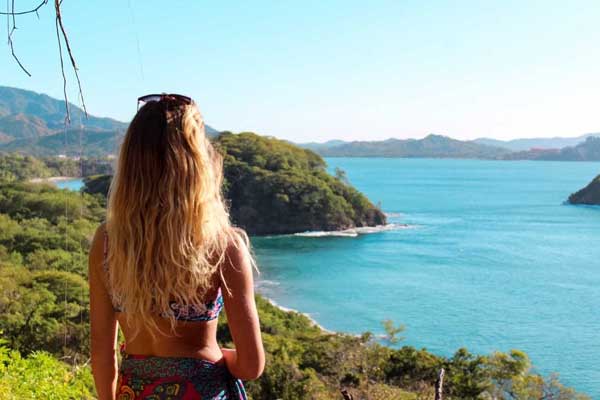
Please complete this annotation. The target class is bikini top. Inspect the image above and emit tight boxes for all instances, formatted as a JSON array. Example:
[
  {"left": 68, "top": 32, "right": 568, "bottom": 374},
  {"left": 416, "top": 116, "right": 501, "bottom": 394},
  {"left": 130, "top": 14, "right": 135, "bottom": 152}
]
[{"left": 102, "top": 230, "right": 223, "bottom": 322}]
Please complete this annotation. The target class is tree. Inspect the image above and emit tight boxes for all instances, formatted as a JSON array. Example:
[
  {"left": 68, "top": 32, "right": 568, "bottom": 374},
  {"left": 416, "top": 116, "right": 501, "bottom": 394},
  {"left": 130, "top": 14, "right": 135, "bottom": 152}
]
[{"left": 382, "top": 319, "right": 405, "bottom": 345}]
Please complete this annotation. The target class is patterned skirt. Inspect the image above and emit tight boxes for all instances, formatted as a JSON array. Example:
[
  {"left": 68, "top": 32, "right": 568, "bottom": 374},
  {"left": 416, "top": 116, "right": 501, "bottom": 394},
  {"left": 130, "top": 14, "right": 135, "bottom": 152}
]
[{"left": 116, "top": 351, "right": 247, "bottom": 400}]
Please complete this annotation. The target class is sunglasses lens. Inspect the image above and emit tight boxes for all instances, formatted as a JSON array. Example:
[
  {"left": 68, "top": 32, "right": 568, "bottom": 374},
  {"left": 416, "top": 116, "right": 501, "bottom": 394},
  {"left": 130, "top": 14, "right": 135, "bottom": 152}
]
[
  {"left": 137, "top": 94, "right": 193, "bottom": 111},
  {"left": 138, "top": 95, "right": 163, "bottom": 104}
]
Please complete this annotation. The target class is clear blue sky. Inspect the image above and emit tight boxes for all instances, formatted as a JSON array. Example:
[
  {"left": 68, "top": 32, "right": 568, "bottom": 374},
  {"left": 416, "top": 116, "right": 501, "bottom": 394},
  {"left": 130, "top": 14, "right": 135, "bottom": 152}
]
[{"left": 2, "top": 0, "right": 599, "bottom": 142}]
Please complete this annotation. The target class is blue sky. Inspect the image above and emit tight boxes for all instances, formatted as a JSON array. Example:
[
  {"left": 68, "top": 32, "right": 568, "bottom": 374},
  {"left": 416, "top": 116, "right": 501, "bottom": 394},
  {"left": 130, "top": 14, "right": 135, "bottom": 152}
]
[{"left": 2, "top": 0, "right": 599, "bottom": 142}]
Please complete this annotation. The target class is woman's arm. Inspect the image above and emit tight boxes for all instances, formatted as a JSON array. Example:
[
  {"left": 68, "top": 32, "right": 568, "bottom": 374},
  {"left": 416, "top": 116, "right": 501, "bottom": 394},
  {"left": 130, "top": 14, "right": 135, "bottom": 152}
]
[
  {"left": 221, "top": 231, "right": 265, "bottom": 380},
  {"left": 89, "top": 225, "right": 119, "bottom": 400}
]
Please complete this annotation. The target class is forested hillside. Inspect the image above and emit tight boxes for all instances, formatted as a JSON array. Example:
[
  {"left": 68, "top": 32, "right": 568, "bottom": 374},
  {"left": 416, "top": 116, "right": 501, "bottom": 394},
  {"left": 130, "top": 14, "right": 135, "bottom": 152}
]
[
  {"left": 0, "top": 153, "right": 590, "bottom": 399},
  {"left": 217, "top": 132, "right": 386, "bottom": 234}
]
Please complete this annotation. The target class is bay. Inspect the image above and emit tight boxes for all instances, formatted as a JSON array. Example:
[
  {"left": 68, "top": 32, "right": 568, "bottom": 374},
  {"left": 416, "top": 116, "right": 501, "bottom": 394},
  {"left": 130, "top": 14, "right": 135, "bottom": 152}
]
[
  {"left": 253, "top": 158, "right": 600, "bottom": 397},
  {"left": 55, "top": 178, "right": 85, "bottom": 191}
]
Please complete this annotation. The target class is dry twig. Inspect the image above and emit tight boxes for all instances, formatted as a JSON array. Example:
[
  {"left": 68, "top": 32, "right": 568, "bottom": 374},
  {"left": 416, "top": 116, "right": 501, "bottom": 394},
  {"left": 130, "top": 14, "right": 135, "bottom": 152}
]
[
  {"left": 3, "top": 0, "right": 87, "bottom": 122},
  {"left": 54, "top": 0, "right": 86, "bottom": 121}
]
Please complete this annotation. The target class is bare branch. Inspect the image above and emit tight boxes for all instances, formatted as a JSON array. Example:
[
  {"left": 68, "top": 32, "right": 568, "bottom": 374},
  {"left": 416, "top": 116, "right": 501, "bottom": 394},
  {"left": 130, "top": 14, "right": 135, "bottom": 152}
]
[
  {"left": 6, "top": 0, "right": 31, "bottom": 76},
  {"left": 54, "top": 0, "right": 86, "bottom": 118},
  {"left": 0, "top": 0, "right": 47, "bottom": 16},
  {"left": 54, "top": 2, "right": 68, "bottom": 123},
  {"left": 4, "top": 0, "right": 87, "bottom": 123}
]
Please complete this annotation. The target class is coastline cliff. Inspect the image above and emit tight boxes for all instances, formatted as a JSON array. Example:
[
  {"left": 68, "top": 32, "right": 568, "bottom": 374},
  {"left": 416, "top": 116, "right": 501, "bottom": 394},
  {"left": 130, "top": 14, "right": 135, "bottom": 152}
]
[
  {"left": 568, "top": 175, "right": 600, "bottom": 205},
  {"left": 216, "top": 132, "right": 386, "bottom": 234}
]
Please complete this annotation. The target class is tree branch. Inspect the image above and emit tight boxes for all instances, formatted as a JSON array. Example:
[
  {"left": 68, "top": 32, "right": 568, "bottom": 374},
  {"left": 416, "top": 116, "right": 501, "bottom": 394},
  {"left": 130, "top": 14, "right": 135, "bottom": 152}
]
[
  {"left": 4, "top": 0, "right": 87, "bottom": 123},
  {"left": 54, "top": 0, "right": 86, "bottom": 119},
  {"left": 6, "top": 0, "right": 31, "bottom": 76},
  {"left": 0, "top": 0, "right": 47, "bottom": 15}
]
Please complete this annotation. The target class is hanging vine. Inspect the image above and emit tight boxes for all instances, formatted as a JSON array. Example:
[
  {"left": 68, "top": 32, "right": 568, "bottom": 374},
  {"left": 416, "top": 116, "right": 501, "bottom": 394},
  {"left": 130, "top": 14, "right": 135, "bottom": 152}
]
[{"left": 2, "top": 0, "right": 87, "bottom": 122}]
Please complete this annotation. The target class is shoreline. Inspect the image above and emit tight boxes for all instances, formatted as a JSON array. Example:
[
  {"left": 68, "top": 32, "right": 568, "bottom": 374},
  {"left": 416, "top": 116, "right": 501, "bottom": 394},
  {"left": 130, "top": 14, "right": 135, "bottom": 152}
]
[
  {"left": 29, "top": 176, "right": 79, "bottom": 184},
  {"left": 258, "top": 291, "right": 388, "bottom": 341},
  {"left": 259, "top": 292, "right": 335, "bottom": 335}
]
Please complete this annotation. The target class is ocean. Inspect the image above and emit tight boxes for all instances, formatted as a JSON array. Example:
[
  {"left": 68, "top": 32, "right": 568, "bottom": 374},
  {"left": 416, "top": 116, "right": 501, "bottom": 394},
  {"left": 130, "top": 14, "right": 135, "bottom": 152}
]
[{"left": 252, "top": 158, "right": 600, "bottom": 397}]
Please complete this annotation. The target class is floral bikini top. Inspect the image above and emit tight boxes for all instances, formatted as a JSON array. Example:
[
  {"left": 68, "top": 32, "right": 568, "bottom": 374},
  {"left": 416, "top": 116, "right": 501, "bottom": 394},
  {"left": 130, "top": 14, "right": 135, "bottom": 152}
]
[{"left": 102, "top": 230, "right": 223, "bottom": 322}]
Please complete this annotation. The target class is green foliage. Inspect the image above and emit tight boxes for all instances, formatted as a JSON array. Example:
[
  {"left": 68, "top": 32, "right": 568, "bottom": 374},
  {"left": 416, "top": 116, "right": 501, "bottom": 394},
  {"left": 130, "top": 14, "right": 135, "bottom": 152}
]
[
  {"left": 382, "top": 319, "right": 405, "bottom": 345},
  {"left": 43, "top": 157, "right": 114, "bottom": 178},
  {"left": 216, "top": 132, "right": 386, "bottom": 234},
  {"left": 0, "top": 181, "right": 100, "bottom": 362},
  {"left": 0, "top": 181, "right": 105, "bottom": 224},
  {"left": 0, "top": 153, "right": 52, "bottom": 182},
  {"left": 0, "top": 266, "right": 89, "bottom": 359},
  {"left": 0, "top": 342, "right": 94, "bottom": 399}
]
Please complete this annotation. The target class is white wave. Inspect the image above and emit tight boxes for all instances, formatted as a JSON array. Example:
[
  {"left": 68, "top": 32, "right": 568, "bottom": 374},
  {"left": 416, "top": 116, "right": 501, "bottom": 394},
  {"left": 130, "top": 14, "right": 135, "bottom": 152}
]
[
  {"left": 293, "top": 223, "right": 412, "bottom": 238},
  {"left": 255, "top": 279, "right": 281, "bottom": 288},
  {"left": 262, "top": 297, "right": 334, "bottom": 334},
  {"left": 295, "top": 230, "right": 358, "bottom": 238},
  {"left": 385, "top": 212, "right": 404, "bottom": 218}
]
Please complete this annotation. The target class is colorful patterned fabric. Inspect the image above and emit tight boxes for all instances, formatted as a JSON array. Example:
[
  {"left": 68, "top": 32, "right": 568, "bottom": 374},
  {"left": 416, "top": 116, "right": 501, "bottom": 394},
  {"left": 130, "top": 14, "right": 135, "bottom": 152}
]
[
  {"left": 117, "top": 351, "right": 247, "bottom": 400},
  {"left": 102, "top": 228, "right": 224, "bottom": 321}
]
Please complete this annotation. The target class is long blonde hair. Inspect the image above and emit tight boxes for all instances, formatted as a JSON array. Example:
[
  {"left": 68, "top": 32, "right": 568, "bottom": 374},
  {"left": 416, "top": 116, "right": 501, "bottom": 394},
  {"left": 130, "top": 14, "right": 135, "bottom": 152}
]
[{"left": 106, "top": 100, "right": 244, "bottom": 336}]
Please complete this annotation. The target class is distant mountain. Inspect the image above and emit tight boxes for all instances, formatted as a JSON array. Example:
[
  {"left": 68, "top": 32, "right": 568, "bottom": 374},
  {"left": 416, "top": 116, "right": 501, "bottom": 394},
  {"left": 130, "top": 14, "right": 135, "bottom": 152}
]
[
  {"left": 0, "top": 86, "right": 219, "bottom": 156},
  {"left": 300, "top": 140, "right": 347, "bottom": 152},
  {"left": 300, "top": 134, "right": 511, "bottom": 159},
  {"left": 0, "top": 128, "right": 122, "bottom": 157},
  {"left": 0, "top": 86, "right": 127, "bottom": 133},
  {"left": 474, "top": 133, "right": 600, "bottom": 151},
  {"left": 503, "top": 136, "right": 600, "bottom": 161},
  {"left": 568, "top": 174, "right": 600, "bottom": 205}
]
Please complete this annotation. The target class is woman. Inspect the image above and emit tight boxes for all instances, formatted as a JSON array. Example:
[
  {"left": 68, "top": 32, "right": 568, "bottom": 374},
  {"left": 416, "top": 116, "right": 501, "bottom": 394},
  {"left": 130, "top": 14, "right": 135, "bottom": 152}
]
[{"left": 88, "top": 94, "right": 264, "bottom": 400}]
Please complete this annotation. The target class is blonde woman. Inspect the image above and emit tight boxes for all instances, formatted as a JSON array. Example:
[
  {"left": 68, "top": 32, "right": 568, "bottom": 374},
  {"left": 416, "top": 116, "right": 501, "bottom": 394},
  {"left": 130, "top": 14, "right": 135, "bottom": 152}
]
[{"left": 88, "top": 94, "right": 264, "bottom": 400}]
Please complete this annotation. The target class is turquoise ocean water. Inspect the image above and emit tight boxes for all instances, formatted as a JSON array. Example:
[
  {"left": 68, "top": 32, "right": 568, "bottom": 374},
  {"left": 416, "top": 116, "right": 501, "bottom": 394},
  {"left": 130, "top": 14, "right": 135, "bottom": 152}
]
[
  {"left": 55, "top": 179, "right": 85, "bottom": 191},
  {"left": 252, "top": 158, "right": 600, "bottom": 397}
]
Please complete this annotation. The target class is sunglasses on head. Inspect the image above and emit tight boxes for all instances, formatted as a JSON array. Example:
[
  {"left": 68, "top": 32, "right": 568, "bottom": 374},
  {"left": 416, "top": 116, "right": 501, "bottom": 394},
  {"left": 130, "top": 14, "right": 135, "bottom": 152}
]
[{"left": 137, "top": 93, "right": 193, "bottom": 111}]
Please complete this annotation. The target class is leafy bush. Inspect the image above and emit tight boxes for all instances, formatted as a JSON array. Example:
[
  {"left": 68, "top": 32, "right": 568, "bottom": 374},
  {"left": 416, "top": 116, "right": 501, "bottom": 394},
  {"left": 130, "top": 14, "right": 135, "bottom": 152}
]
[{"left": 0, "top": 343, "right": 94, "bottom": 400}]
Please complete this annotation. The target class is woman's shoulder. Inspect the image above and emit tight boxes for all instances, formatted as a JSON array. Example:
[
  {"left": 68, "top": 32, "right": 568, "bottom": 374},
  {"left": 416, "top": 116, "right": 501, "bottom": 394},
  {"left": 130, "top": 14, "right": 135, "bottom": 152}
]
[
  {"left": 88, "top": 223, "right": 109, "bottom": 281},
  {"left": 221, "top": 227, "right": 254, "bottom": 282}
]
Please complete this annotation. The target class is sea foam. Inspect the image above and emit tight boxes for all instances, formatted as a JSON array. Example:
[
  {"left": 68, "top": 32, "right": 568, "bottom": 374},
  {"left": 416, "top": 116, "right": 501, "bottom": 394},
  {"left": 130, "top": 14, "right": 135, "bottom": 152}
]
[{"left": 293, "top": 223, "right": 411, "bottom": 238}]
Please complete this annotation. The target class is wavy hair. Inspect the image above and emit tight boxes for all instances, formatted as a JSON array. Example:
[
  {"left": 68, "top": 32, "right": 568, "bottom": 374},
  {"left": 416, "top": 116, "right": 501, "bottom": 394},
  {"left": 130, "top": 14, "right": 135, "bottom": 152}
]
[{"left": 106, "top": 100, "right": 248, "bottom": 336}]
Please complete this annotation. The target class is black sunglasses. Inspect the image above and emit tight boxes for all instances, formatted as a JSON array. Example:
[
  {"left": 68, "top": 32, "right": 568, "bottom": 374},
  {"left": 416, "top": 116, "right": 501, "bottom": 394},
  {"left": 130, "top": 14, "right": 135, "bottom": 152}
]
[{"left": 137, "top": 93, "right": 193, "bottom": 111}]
